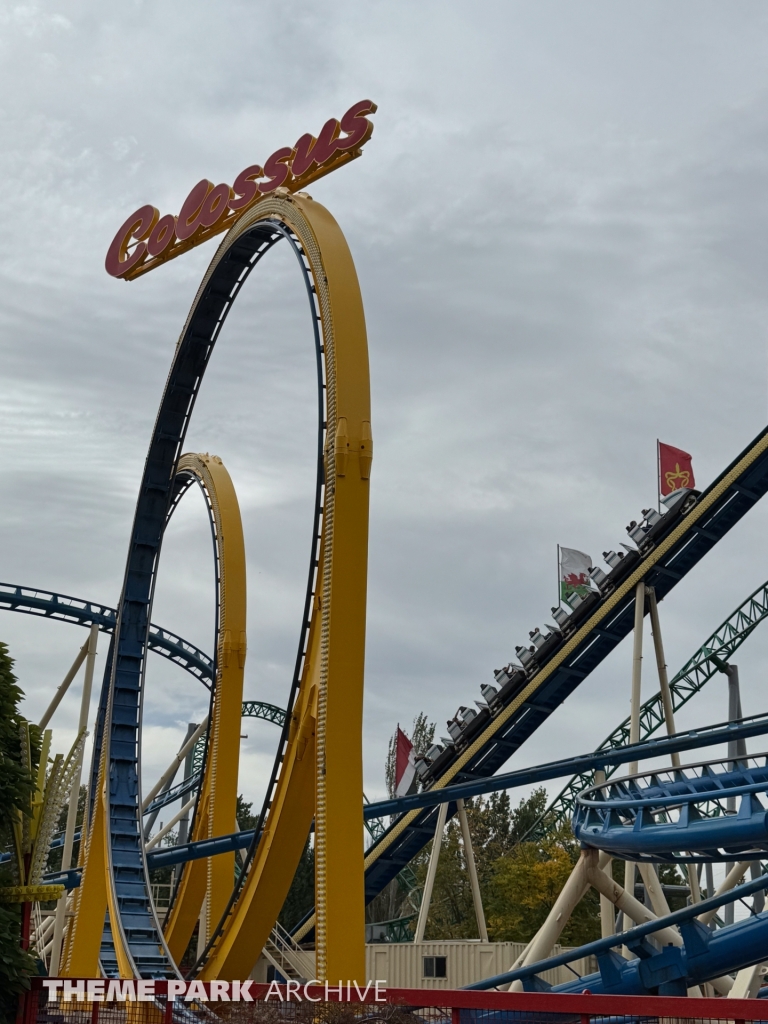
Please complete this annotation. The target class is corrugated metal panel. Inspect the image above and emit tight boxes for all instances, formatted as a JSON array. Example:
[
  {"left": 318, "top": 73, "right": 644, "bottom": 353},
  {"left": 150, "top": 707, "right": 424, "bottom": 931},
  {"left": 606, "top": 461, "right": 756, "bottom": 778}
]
[{"left": 365, "top": 941, "right": 597, "bottom": 988}]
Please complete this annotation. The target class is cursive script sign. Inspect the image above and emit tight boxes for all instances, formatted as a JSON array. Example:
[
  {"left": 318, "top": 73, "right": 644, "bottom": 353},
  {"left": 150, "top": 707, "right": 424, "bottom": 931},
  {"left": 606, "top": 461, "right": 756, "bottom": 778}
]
[{"left": 106, "top": 100, "right": 377, "bottom": 281}]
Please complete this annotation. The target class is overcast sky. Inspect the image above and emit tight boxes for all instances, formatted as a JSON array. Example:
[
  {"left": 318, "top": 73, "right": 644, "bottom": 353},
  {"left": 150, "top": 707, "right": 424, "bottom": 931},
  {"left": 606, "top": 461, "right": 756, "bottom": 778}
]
[{"left": 3, "top": 2, "right": 768, "bottom": 821}]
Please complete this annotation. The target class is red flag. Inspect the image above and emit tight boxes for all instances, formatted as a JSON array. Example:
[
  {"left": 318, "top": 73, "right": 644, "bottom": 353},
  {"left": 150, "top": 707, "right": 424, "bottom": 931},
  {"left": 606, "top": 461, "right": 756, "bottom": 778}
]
[
  {"left": 394, "top": 726, "right": 416, "bottom": 797},
  {"left": 658, "top": 441, "right": 695, "bottom": 496}
]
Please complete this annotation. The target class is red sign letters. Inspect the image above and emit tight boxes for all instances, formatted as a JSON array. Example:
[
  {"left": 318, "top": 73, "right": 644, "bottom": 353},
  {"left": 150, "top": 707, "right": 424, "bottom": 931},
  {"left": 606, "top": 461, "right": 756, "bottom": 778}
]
[{"left": 106, "top": 100, "right": 377, "bottom": 281}]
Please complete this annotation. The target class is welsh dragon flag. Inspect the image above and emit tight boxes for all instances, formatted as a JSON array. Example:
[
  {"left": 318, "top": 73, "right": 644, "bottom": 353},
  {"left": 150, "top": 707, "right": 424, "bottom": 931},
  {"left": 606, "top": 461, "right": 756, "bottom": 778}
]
[{"left": 559, "top": 546, "right": 592, "bottom": 602}]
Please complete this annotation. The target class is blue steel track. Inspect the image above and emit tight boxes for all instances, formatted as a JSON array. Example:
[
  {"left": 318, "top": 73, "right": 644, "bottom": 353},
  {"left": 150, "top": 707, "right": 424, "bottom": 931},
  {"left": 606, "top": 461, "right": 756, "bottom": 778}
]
[
  {"left": 0, "top": 583, "right": 213, "bottom": 684},
  {"left": 92, "top": 218, "right": 325, "bottom": 978}
]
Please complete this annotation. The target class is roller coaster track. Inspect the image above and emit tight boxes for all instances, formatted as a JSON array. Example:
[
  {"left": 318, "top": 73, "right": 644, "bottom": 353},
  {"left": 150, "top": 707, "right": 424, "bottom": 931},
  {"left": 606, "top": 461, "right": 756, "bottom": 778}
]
[
  {"left": 10, "top": 429, "right": 768, "bottom": 978},
  {"left": 468, "top": 869, "right": 768, "bottom": 994},
  {"left": 306, "top": 421, "right": 768, "bottom": 943},
  {"left": 152, "top": 453, "right": 248, "bottom": 972},
  {"left": 364, "top": 712, "right": 768, "bottom": 819},
  {"left": 8, "top": 188, "right": 768, "bottom": 990},
  {"left": 0, "top": 583, "right": 213, "bottom": 685},
  {"left": 525, "top": 577, "right": 768, "bottom": 843},
  {"left": 53, "top": 192, "right": 372, "bottom": 982},
  {"left": 573, "top": 753, "right": 768, "bottom": 864},
  {"left": 58, "top": 453, "right": 245, "bottom": 976}
]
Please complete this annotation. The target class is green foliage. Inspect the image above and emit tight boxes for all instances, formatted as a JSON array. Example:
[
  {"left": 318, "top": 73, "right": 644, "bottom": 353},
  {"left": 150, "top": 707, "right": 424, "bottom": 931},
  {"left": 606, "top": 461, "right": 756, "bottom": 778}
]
[
  {"left": 486, "top": 837, "right": 599, "bottom": 946},
  {"left": 236, "top": 794, "right": 258, "bottom": 831},
  {"left": 0, "top": 904, "right": 38, "bottom": 1023},
  {"left": 658, "top": 862, "right": 688, "bottom": 911},
  {"left": 278, "top": 839, "right": 314, "bottom": 932},
  {"left": 0, "top": 643, "right": 39, "bottom": 1022},
  {"left": 0, "top": 643, "right": 35, "bottom": 855}
]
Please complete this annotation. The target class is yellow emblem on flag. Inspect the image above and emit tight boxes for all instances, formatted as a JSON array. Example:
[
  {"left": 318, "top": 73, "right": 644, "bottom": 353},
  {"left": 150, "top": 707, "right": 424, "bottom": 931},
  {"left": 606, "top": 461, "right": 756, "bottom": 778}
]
[{"left": 664, "top": 463, "right": 690, "bottom": 492}]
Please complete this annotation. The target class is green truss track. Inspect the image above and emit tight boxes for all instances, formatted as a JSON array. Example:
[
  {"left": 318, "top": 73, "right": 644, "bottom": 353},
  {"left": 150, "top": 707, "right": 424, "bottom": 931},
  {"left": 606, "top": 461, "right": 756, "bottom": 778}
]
[{"left": 192, "top": 701, "right": 287, "bottom": 774}]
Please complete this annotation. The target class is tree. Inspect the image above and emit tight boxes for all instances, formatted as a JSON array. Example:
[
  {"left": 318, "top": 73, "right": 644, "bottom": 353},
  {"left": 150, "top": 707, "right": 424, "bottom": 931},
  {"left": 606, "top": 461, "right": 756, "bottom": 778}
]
[
  {"left": 278, "top": 840, "right": 314, "bottom": 932},
  {"left": 410, "top": 788, "right": 601, "bottom": 943},
  {"left": 236, "top": 794, "right": 258, "bottom": 831},
  {"left": 486, "top": 837, "right": 599, "bottom": 946},
  {"left": 0, "top": 643, "right": 39, "bottom": 1023}
]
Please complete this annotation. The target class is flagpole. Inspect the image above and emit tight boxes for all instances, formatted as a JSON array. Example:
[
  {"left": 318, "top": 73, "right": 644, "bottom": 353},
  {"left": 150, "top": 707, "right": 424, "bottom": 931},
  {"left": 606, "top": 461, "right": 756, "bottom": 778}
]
[
  {"left": 557, "top": 543, "right": 560, "bottom": 608},
  {"left": 656, "top": 439, "right": 660, "bottom": 513}
]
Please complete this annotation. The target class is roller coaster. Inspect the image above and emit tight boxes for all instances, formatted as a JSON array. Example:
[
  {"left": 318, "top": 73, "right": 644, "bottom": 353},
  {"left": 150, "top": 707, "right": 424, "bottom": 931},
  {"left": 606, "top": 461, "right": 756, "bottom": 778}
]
[{"left": 6, "top": 109, "right": 768, "bottom": 1004}]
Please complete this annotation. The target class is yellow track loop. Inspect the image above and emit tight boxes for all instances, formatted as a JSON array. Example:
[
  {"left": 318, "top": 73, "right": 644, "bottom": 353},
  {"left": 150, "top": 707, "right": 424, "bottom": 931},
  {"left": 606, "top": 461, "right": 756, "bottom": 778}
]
[
  {"left": 197, "top": 195, "right": 370, "bottom": 983},
  {"left": 61, "top": 761, "right": 108, "bottom": 975},
  {"left": 163, "top": 453, "right": 247, "bottom": 960},
  {"left": 63, "top": 452, "right": 247, "bottom": 977}
]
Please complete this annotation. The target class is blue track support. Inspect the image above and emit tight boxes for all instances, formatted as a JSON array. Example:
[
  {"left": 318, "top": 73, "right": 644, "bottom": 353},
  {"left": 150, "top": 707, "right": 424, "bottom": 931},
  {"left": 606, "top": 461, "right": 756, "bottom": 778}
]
[
  {"left": 364, "top": 713, "right": 768, "bottom": 821},
  {"left": 573, "top": 753, "right": 768, "bottom": 863},
  {"left": 0, "top": 582, "right": 213, "bottom": 686}
]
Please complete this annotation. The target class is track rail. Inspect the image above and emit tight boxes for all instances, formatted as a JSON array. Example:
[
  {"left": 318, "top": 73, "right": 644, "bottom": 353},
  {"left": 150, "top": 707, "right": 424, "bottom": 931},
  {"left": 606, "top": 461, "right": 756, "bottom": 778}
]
[
  {"left": 342, "top": 422, "right": 768, "bottom": 930},
  {"left": 364, "top": 713, "right": 768, "bottom": 819},
  {"left": 573, "top": 753, "right": 768, "bottom": 863},
  {"left": 0, "top": 583, "right": 213, "bottom": 684},
  {"left": 467, "top": 869, "right": 768, "bottom": 994}
]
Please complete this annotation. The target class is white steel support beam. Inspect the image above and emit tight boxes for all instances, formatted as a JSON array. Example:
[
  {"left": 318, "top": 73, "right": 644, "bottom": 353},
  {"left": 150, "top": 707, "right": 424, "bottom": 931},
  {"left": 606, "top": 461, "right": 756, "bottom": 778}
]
[
  {"left": 49, "top": 624, "right": 98, "bottom": 975},
  {"left": 623, "top": 581, "right": 646, "bottom": 930},
  {"left": 456, "top": 798, "right": 488, "bottom": 942},
  {"left": 141, "top": 718, "right": 208, "bottom": 811},
  {"left": 414, "top": 802, "right": 448, "bottom": 943},
  {"left": 38, "top": 639, "right": 90, "bottom": 731}
]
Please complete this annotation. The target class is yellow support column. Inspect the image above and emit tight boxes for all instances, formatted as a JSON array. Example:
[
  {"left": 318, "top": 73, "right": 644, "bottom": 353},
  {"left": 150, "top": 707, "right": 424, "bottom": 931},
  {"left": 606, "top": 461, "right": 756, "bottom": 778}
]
[
  {"left": 163, "top": 453, "right": 247, "bottom": 956},
  {"left": 199, "top": 194, "right": 370, "bottom": 983},
  {"left": 312, "top": 202, "right": 370, "bottom": 984}
]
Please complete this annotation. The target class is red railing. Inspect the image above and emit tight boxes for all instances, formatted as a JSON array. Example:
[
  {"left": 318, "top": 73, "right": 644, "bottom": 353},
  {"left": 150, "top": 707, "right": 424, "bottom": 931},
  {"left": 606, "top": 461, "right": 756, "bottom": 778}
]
[{"left": 18, "top": 979, "right": 768, "bottom": 1024}]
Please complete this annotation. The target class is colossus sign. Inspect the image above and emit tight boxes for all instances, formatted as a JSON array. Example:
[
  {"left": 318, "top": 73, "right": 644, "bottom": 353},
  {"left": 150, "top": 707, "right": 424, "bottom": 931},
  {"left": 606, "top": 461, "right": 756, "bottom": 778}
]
[{"left": 105, "top": 99, "right": 377, "bottom": 281}]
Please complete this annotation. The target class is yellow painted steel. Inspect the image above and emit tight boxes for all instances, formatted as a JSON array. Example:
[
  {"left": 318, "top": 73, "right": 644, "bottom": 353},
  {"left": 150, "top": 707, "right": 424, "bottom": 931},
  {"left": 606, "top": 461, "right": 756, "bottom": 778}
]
[
  {"left": 197, "top": 194, "right": 370, "bottom": 983},
  {"left": 64, "top": 452, "right": 247, "bottom": 976},
  {"left": 163, "top": 453, "right": 247, "bottom": 959},
  {"left": 62, "top": 766, "right": 108, "bottom": 976}
]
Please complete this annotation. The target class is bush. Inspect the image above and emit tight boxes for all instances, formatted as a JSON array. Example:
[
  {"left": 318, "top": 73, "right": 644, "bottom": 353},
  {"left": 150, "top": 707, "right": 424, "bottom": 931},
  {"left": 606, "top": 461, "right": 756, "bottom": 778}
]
[{"left": 0, "top": 643, "right": 39, "bottom": 1022}]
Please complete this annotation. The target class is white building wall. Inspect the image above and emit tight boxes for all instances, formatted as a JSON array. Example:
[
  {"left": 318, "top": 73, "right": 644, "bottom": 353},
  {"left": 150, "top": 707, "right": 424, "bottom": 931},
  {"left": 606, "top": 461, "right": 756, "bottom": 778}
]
[{"left": 365, "top": 941, "right": 597, "bottom": 989}]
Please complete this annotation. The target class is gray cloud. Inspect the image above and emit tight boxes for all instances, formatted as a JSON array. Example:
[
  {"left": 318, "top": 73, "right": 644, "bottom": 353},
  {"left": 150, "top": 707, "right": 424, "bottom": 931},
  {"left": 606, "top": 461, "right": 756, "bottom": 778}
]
[{"left": 2, "top": 1, "right": 768, "bottom": 817}]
